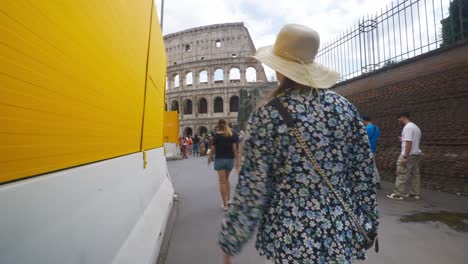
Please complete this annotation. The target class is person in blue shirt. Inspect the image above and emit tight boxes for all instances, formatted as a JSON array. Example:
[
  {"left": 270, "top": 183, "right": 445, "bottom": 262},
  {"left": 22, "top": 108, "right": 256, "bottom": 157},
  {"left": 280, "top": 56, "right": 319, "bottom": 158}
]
[{"left": 363, "top": 116, "right": 381, "bottom": 190}]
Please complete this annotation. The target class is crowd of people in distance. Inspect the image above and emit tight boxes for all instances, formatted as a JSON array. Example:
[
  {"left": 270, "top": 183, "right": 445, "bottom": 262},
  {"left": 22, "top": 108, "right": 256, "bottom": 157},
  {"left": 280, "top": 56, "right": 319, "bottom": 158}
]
[{"left": 177, "top": 130, "right": 245, "bottom": 159}]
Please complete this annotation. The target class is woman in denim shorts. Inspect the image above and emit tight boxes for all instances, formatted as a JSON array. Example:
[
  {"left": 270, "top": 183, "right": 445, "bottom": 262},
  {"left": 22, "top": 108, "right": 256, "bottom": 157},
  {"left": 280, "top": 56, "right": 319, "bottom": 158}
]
[{"left": 208, "top": 119, "right": 240, "bottom": 211}]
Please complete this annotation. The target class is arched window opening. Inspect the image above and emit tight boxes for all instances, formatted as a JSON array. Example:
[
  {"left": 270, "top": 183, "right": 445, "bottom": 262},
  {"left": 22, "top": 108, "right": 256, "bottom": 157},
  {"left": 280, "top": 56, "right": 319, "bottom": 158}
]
[
  {"left": 183, "top": 99, "right": 193, "bottom": 115},
  {"left": 214, "top": 97, "right": 224, "bottom": 113},
  {"left": 174, "top": 74, "right": 180, "bottom": 88},
  {"left": 198, "top": 98, "right": 208, "bottom": 114},
  {"left": 185, "top": 44, "right": 191, "bottom": 52},
  {"left": 186, "top": 72, "right": 193, "bottom": 86},
  {"left": 230, "top": 96, "right": 239, "bottom": 112},
  {"left": 229, "top": 68, "right": 241, "bottom": 83},
  {"left": 198, "top": 126, "right": 208, "bottom": 136},
  {"left": 199, "top": 70, "right": 208, "bottom": 84},
  {"left": 170, "top": 100, "right": 179, "bottom": 112},
  {"left": 184, "top": 127, "right": 193, "bottom": 137},
  {"left": 246, "top": 67, "right": 257, "bottom": 82},
  {"left": 214, "top": 69, "right": 224, "bottom": 83},
  {"left": 215, "top": 40, "right": 222, "bottom": 48}
]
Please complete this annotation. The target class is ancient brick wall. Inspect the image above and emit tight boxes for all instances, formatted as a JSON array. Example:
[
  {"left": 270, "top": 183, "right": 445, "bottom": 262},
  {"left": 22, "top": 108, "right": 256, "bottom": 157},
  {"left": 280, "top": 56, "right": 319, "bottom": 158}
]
[{"left": 333, "top": 41, "right": 468, "bottom": 195}]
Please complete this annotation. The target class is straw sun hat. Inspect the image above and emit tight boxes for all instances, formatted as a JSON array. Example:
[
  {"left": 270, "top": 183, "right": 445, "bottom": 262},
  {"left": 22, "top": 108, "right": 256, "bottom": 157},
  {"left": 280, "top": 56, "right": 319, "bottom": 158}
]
[{"left": 253, "top": 24, "right": 339, "bottom": 89}]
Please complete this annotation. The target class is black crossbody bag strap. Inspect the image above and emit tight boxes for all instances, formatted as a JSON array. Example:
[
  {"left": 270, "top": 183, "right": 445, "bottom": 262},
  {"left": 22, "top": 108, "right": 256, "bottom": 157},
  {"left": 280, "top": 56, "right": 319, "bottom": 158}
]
[{"left": 268, "top": 98, "right": 379, "bottom": 252}]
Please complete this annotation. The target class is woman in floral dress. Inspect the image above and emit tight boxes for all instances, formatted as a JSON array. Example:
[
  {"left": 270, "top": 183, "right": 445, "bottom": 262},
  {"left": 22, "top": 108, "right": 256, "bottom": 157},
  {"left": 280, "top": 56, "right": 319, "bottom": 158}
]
[{"left": 219, "top": 24, "right": 379, "bottom": 264}]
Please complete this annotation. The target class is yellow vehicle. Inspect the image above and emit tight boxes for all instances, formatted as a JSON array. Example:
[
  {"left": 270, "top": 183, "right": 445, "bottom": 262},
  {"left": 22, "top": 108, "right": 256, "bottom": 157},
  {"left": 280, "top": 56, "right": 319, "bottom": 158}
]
[{"left": 0, "top": 1, "right": 173, "bottom": 263}]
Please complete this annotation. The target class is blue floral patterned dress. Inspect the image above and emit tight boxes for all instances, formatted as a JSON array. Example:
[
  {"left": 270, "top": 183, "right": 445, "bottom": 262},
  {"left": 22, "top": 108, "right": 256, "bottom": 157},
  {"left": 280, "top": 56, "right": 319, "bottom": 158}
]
[{"left": 219, "top": 89, "right": 379, "bottom": 264}]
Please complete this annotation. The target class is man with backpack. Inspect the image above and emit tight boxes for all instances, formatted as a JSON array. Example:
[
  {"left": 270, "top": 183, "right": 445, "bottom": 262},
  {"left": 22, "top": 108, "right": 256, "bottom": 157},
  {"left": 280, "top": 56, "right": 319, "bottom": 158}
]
[{"left": 363, "top": 116, "right": 381, "bottom": 190}]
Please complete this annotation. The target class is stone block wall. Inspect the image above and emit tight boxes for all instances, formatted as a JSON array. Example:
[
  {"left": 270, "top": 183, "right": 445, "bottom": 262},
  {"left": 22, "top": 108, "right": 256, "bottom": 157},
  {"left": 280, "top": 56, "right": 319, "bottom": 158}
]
[{"left": 333, "top": 41, "right": 468, "bottom": 195}]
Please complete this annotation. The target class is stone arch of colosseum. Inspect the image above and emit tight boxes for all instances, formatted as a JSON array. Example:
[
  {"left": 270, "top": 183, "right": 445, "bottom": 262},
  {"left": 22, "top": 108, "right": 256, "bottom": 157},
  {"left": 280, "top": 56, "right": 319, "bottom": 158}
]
[{"left": 164, "top": 22, "right": 275, "bottom": 134}]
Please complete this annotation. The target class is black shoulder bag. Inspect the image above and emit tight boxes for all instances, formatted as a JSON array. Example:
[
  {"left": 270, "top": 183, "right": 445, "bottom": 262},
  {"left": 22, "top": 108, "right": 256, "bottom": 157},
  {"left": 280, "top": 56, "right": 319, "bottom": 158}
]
[{"left": 269, "top": 98, "right": 379, "bottom": 252}]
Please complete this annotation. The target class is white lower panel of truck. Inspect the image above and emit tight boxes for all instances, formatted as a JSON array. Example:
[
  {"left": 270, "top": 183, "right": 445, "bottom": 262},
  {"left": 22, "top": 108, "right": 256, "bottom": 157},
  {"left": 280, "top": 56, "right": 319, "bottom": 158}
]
[{"left": 0, "top": 148, "right": 174, "bottom": 264}]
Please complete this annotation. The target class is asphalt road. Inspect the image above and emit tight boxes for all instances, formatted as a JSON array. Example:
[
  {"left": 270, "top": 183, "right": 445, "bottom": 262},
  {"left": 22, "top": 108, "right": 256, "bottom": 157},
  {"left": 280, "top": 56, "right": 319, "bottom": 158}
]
[{"left": 163, "top": 157, "right": 468, "bottom": 264}]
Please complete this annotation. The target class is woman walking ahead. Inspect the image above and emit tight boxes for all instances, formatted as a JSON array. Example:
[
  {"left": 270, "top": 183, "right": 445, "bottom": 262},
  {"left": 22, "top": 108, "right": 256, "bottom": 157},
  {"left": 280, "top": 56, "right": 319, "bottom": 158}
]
[
  {"left": 219, "top": 24, "right": 379, "bottom": 264},
  {"left": 208, "top": 119, "right": 240, "bottom": 211}
]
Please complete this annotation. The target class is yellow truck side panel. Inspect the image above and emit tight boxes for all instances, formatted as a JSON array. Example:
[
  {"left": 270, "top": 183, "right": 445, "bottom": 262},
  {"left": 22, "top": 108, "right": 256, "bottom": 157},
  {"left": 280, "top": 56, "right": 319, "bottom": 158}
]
[
  {"left": 142, "top": 7, "right": 167, "bottom": 150},
  {"left": 164, "top": 112, "right": 180, "bottom": 144},
  {"left": 0, "top": 1, "right": 159, "bottom": 183}
]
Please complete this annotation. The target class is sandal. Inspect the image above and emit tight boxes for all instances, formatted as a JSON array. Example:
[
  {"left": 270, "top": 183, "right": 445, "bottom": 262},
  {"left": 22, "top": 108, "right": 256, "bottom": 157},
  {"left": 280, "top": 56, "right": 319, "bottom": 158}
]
[
  {"left": 223, "top": 205, "right": 229, "bottom": 211},
  {"left": 387, "top": 193, "right": 404, "bottom": 200}
]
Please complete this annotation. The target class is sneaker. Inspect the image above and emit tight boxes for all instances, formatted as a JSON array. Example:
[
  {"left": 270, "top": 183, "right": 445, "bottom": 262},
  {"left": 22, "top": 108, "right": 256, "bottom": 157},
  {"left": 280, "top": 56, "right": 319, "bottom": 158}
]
[
  {"left": 387, "top": 193, "right": 404, "bottom": 200},
  {"left": 405, "top": 194, "right": 421, "bottom": 200}
]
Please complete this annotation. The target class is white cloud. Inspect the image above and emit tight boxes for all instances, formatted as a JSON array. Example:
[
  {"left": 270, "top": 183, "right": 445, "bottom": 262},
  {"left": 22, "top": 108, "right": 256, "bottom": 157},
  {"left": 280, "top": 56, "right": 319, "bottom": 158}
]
[
  {"left": 161, "top": 0, "right": 392, "bottom": 41},
  {"left": 159, "top": 0, "right": 395, "bottom": 79}
]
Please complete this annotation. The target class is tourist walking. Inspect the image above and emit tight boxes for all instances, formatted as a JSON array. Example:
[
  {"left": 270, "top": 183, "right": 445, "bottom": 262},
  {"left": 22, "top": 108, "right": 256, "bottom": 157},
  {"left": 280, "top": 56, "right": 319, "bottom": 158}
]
[
  {"left": 187, "top": 136, "right": 193, "bottom": 156},
  {"left": 207, "top": 120, "right": 240, "bottom": 212},
  {"left": 199, "top": 136, "right": 206, "bottom": 156},
  {"left": 238, "top": 129, "right": 246, "bottom": 155},
  {"left": 387, "top": 112, "right": 422, "bottom": 200},
  {"left": 193, "top": 134, "right": 200, "bottom": 157},
  {"left": 178, "top": 136, "right": 186, "bottom": 159},
  {"left": 238, "top": 130, "right": 245, "bottom": 142},
  {"left": 182, "top": 138, "right": 188, "bottom": 159},
  {"left": 208, "top": 134, "right": 214, "bottom": 150},
  {"left": 204, "top": 137, "right": 209, "bottom": 156},
  {"left": 363, "top": 116, "right": 382, "bottom": 190},
  {"left": 219, "top": 24, "right": 378, "bottom": 264}
]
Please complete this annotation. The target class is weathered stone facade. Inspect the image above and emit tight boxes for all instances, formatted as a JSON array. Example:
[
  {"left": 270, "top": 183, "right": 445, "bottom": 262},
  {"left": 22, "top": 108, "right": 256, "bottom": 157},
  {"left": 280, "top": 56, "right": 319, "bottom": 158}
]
[{"left": 164, "top": 22, "right": 270, "bottom": 136}]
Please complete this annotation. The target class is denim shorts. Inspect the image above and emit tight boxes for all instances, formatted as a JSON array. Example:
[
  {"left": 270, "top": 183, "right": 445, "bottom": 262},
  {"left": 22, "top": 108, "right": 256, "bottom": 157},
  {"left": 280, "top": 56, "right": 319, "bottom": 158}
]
[{"left": 214, "top": 158, "right": 234, "bottom": 171}]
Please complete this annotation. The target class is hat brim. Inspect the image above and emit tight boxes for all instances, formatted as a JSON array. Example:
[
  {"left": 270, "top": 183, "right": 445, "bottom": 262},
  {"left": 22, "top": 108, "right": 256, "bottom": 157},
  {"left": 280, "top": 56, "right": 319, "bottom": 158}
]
[{"left": 253, "top": 45, "right": 340, "bottom": 89}]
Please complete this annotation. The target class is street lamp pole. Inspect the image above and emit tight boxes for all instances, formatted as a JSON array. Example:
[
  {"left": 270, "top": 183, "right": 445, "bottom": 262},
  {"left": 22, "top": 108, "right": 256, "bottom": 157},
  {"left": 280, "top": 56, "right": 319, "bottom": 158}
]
[{"left": 160, "top": 0, "right": 165, "bottom": 32}]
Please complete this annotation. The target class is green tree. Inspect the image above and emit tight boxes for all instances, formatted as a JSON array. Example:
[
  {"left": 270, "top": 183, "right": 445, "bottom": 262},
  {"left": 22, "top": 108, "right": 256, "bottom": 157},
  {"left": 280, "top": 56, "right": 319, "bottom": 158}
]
[
  {"left": 383, "top": 59, "right": 398, "bottom": 67},
  {"left": 441, "top": 0, "right": 468, "bottom": 47}
]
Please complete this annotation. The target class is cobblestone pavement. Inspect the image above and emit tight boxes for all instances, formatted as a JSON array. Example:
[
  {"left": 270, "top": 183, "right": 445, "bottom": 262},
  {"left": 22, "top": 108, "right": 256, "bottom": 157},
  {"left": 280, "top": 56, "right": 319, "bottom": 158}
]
[{"left": 163, "top": 157, "right": 468, "bottom": 264}]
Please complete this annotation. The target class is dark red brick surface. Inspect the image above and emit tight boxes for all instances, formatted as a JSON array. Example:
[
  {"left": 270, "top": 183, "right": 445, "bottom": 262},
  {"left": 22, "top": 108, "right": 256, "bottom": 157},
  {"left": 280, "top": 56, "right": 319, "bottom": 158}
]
[{"left": 333, "top": 42, "right": 468, "bottom": 195}]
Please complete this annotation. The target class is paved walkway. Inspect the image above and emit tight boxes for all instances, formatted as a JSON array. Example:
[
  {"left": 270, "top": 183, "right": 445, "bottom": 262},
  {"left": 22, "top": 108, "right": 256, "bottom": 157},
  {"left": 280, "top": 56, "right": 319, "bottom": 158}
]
[{"left": 163, "top": 157, "right": 468, "bottom": 264}]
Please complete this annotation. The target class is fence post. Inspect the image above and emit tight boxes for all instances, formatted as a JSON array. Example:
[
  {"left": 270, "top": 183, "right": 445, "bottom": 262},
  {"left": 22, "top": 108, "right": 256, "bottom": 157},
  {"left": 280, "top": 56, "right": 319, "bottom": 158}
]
[{"left": 459, "top": 1, "right": 465, "bottom": 40}]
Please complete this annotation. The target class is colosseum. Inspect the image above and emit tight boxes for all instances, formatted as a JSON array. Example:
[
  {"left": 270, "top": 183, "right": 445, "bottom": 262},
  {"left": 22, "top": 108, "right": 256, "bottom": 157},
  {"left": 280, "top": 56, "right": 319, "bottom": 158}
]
[{"left": 164, "top": 22, "right": 275, "bottom": 136}]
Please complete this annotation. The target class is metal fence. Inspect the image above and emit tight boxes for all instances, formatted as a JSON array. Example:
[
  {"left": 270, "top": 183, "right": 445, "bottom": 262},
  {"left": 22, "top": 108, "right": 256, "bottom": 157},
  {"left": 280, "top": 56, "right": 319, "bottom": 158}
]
[{"left": 315, "top": 0, "right": 468, "bottom": 82}]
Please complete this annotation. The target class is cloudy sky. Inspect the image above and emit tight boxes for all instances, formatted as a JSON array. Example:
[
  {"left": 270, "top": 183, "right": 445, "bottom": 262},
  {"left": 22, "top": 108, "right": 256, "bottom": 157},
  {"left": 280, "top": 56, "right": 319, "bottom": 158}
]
[
  {"left": 157, "top": 0, "right": 449, "bottom": 80},
  {"left": 159, "top": 0, "right": 392, "bottom": 47},
  {"left": 157, "top": 0, "right": 393, "bottom": 78}
]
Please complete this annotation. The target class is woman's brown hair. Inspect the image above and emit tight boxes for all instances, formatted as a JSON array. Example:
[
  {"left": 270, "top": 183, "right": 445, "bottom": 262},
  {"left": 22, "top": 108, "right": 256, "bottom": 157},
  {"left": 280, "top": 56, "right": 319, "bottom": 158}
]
[
  {"left": 267, "top": 75, "right": 315, "bottom": 101},
  {"left": 268, "top": 77, "right": 296, "bottom": 99},
  {"left": 217, "top": 119, "right": 233, "bottom": 137}
]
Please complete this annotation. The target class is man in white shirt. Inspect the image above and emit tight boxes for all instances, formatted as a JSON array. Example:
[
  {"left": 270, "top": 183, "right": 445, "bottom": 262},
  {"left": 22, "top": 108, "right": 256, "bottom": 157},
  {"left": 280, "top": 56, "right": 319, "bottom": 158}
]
[{"left": 387, "top": 112, "right": 422, "bottom": 200}]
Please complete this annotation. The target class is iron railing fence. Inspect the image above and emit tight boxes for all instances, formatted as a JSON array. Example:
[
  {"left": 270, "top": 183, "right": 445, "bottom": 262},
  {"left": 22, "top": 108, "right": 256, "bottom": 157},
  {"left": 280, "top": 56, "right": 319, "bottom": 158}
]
[{"left": 315, "top": 0, "right": 467, "bottom": 83}]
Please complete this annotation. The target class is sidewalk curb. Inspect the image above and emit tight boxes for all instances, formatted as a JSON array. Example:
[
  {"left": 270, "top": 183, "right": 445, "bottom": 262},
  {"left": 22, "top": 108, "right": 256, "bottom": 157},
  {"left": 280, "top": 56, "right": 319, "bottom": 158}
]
[
  {"left": 166, "top": 156, "right": 183, "bottom": 161},
  {"left": 156, "top": 198, "right": 179, "bottom": 264}
]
